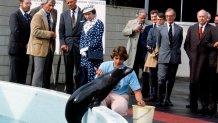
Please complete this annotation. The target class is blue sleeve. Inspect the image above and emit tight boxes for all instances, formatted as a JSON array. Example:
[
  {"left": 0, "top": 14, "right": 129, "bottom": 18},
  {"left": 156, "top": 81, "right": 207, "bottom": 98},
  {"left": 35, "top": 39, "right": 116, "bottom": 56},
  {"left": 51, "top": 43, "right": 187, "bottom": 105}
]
[{"left": 128, "top": 71, "right": 141, "bottom": 91}]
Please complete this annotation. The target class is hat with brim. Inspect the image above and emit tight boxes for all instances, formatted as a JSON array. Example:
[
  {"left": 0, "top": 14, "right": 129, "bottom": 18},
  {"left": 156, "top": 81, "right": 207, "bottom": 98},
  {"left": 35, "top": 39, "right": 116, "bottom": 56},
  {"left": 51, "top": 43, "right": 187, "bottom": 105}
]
[{"left": 82, "top": 6, "right": 95, "bottom": 14}]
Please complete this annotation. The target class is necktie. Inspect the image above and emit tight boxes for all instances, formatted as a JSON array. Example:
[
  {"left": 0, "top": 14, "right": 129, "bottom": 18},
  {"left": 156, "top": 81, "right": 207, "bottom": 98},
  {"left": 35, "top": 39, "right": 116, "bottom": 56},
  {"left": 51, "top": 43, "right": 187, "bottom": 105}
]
[
  {"left": 199, "top": 26, "right": 203, "bottom": 39},
  {"left": 168, "top": 24, "right": 173, "bottom": 44},
  {"left": 46, "top": 13, "right": 51, "bottom": 31},
  {"left": 72, "top": 10, "right": 76, "bottom": 28},
  {"left": 153, "top": 23, "right": 156, "bottom": 28},
  {"left": 24, "top": 12, "right": 29, "bottom": 22}
]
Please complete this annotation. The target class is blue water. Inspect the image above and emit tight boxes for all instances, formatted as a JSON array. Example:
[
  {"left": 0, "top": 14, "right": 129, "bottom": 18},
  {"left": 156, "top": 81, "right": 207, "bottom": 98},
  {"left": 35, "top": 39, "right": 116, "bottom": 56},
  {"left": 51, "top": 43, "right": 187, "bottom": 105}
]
[{"left": 0, "top": 115, "right": 26, "bottom": 123}]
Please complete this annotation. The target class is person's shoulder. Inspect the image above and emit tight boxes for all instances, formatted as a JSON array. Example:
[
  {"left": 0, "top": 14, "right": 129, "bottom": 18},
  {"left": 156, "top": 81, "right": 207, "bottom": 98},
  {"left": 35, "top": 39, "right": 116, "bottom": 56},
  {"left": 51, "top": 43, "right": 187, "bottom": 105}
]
[
  {"left": 10, "top": 9, "right": 20, "bottom": 16},
  {"left": 96, "top": 19, "right": 104, "bottom": 25},
  {"left": 207, "top": 23, "right": 216, "bottom": 29},
  {"left": 174, "top": 23, "right": 183, "bottom": 29},
  {"left": 101, "top": 61, "right": 113, "bottom": 66},
  {"left": 127, "top": 18, "right": 137, "bottom": 23},
  {"left": 144, "top": 25, "right": 152, "bottom": 30},
  {"left": 31, "top": 6, "right": 41, "bottom": 12},
  {"left": 52, "top": 8, "right": 57, "bottom": 12},
  {"left": 61, "top": 9, "right": 70, "bottom": 15},
  {"left": 188, "top": 23, "right": 198, "bottom": 29}
]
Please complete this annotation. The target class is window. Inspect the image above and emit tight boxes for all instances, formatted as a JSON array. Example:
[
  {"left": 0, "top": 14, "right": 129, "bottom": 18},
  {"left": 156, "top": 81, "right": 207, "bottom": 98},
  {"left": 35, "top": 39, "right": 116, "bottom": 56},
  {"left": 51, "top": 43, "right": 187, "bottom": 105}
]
[
  {"left": 182, "top": 0, "right": 216, "bottom": 22},
  {"left": 149, "top": 0, "right": 217, "bottom": 22},
  {"left": 149, "top": 0, "right": 181, "bottom": 21}
]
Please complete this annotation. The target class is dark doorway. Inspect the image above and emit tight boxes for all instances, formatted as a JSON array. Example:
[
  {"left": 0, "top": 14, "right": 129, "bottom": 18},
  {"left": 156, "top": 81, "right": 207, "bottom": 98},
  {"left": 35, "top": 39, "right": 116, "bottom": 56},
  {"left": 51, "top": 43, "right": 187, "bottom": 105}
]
[
  {"left": 182, "top": 0, "right": 216, "bottom": 22},
  {"left": 106, "top": 0, "right": 145, "bottom": 8},
  {"left": 148, "top": 0, "right": 182, "bottom": 21}
]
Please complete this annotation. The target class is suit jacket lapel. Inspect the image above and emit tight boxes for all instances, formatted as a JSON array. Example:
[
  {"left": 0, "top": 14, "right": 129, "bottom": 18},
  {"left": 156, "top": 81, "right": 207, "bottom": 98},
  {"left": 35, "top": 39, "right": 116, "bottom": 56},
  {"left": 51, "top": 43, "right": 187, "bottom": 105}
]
[
  {"left": 66, "top": 10, "right": 73, "bottom": 29},
  {"left": 39, "top": 9, "right": 49, "bottom": 31},
  {"left": 173, "top": 24, "right": 178, "bottom": 40},
  {"left": 18, "top": 9, "right": 28, "bottom": 24},
  {"left": 50, "top": 11, "right": 56, "bottom": 31},
  {"left": 192, "top": 24, "right": 201, "bottom": 44},
  {"left": 76, "top": 8, "right": 82, "bottom": 25},
  {"left": 72, "top": 8, "right": 84, "bottom": 34},
  {"left": 163, "top": 24, "right": 169, "bottom": 39},
  {"left": 202, "top": 23, "right": 209, "bottom": 39}
]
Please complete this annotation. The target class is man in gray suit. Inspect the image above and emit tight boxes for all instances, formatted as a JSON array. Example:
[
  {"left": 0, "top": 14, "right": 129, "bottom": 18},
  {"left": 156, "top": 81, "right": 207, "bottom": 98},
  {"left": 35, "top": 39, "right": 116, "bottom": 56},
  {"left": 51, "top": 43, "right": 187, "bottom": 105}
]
[
  {"left": 156, "top": 8, "right": 183, "bottom": 107},
  {"left": 59, "top": 0, "right": 85, "bottom": 94},
  {"left": 29, "top": 2, "right": 57, "bottom": 89}
]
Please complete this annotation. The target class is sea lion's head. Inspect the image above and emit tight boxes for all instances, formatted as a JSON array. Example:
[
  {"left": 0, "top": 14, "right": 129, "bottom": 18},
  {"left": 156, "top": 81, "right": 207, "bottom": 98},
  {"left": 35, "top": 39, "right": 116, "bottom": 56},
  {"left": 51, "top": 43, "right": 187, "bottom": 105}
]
[{"left": 109, "top": 66, "right": 133, "bottom": 82}]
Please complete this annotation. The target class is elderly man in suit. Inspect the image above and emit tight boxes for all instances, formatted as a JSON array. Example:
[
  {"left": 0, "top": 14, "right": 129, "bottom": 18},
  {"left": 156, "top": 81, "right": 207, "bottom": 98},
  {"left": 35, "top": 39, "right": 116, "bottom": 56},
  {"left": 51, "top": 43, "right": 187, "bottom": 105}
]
[
  {"left": 8, "top": 0, "right": 32, "bottom": 84},
  {"left": 184, "top": 9, "right": 217, "bottom": 114},
  {"left": 29, "top": 2, "right": 57, "bottom": 89},
  {"left": 59, "top": 0, "right": 85, "bottom": 94},
  {"left": 27, "top": 0, "right": 56, "bottom": 87},
  {"left": 156, "top": 8, "right": 183, "bottom": 107}
]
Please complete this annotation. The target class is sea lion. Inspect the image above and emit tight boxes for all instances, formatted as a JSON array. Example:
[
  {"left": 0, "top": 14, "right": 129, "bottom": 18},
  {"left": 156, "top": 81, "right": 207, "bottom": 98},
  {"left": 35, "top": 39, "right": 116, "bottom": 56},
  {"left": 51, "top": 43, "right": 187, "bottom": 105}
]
[{"left": 65, "top": 66, "right": 133, "bottom": 123}]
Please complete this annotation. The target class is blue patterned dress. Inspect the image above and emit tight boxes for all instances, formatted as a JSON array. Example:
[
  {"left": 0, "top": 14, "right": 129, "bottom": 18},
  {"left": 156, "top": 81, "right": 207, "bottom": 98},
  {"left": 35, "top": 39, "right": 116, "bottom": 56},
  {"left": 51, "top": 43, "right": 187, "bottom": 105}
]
[{"left": 80, "top": 18, "right": 104, "bottom": 83}]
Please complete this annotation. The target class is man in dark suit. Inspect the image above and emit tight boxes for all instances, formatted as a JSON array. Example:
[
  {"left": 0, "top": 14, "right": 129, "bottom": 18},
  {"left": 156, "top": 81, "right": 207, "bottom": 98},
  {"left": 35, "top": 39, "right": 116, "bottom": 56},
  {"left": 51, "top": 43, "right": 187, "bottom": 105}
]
[
  {"left": 156, "top": 8, "right": 183, "bottom": 107},
  {"left": 59, "top": 0, "right": 85, "bottom": 94},
  {"left": 8, "top": 0, "right": 32, "bottom": 84},
  {"left": 184, "top": 9, "right": 217, "bottom": 114},
  {"left": 141, "top": 9, "right": 159, "bottom": 99},
  {"left": 29, "top": 3, "right": 57, "bottom": 89}
]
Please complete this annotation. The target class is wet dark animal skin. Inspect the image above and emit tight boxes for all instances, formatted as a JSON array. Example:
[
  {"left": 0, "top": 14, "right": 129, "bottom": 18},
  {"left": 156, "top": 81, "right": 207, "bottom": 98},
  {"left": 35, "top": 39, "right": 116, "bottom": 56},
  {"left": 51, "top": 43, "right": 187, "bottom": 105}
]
[{"left": 65, "top": 66, "right": 133, "bottom": 123}]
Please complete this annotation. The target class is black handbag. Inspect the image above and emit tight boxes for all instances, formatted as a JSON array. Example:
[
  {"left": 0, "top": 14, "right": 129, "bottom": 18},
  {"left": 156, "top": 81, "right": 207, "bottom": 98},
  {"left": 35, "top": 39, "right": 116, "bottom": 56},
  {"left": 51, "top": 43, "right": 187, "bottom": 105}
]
[{"left": 87, "top": 50, "right": 103, "bottom": 61}]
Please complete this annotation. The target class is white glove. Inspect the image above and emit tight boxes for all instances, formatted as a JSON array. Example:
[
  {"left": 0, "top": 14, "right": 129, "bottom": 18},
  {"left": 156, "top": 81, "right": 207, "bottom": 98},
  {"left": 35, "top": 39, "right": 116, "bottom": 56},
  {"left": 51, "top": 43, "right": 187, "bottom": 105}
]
[
  {"left": 81, "top": 51, "right": 87, "bottom": 57},
  {"left": 80, "top": 47, "right": 89, "bottom": 54}
]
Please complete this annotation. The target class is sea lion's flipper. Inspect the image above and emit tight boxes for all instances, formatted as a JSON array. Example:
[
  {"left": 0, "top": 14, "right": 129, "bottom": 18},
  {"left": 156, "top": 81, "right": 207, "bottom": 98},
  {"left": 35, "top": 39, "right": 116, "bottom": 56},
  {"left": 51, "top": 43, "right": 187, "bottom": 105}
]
[{"left": 89, "top": 97, "right": 101, "bottom": 109}]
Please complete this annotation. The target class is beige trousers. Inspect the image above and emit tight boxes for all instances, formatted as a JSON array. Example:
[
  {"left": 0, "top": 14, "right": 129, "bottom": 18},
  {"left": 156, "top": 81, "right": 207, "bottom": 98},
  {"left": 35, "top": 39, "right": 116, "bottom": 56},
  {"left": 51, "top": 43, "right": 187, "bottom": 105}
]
[{"left": 101, "top": 93, "right": 129, "bottom": 116}]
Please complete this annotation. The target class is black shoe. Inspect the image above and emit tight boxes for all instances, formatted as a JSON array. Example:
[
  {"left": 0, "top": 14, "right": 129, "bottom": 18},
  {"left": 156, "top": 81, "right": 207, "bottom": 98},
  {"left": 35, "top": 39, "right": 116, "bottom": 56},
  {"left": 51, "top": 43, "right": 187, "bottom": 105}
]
[
  {"left": 186, "top": 105, "right": 191, "bottom": 108},
  {"left": 164, "top": 99, "right": 173, "bottom": 107},
  {"left": 155, "top": 101, "right": 163, "bottom": 107},
  {"left": 186, "top": 104, "right": 198, "bottom": 113},
  {"left": 208, "top": 103, "right": 217, "bottom": 115},
  {"left": 199, "top": 107, "right": 210, "bottom": 115},
  {"left": 148, "top": 97, "right": 157, "bottom": 102}
]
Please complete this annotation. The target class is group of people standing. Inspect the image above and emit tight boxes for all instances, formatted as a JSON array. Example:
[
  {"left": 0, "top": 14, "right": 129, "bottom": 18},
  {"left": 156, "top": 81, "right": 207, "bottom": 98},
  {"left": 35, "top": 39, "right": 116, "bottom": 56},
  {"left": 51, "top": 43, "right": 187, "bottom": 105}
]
[
  {"left": 7, "top": 0, "right": 218, "bottom": 117},
  {"left": 8, "top": 0, "right": 145, "bottom": 117},
  {"left": 122, "top": 8, "right": 183, "bottom": 108},
  {"left": 123, "top": 8, "right": 218, "bottom": 115},
  {"left": 8, "top": 0, "right": 104, "bottom": 94}
]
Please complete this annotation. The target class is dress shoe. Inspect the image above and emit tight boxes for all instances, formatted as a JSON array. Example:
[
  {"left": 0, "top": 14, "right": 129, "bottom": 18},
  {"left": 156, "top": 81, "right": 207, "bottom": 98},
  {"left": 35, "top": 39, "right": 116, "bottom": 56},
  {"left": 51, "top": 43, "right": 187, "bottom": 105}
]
[
  {"left": 207, "top": 103, "right": 217, "bottom": 115},
  {"left": 148, "top": 97, "right": 157, "bottom": 102},
  {"left": 164, "top": 99, "right": 173, "bottom": 107},
  {"left": 155, "top": 101, "right": 163, "bottom": 107},
  {"left": 186, "top": 104, "right": 198, "bottom": 113}
]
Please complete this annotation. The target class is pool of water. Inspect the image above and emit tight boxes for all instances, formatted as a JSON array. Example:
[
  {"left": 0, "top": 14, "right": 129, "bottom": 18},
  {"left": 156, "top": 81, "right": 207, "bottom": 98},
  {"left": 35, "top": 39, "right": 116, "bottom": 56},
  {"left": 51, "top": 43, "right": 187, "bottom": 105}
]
[{"left": 0, "top": 115, "right": 27, "bottom": 123}]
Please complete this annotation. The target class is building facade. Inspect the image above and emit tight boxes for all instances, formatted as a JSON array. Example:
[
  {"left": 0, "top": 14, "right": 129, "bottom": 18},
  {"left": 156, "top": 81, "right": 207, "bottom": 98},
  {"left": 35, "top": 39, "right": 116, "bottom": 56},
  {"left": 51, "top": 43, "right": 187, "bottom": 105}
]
[{"left": 0, "top": 0, "right": 217, "bottom": 82}]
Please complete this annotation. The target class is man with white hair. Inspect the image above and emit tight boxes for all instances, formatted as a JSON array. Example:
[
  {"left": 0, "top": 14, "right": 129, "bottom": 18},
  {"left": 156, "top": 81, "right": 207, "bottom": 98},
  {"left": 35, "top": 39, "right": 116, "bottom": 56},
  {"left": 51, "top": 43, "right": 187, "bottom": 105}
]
[
  {"left": 184, "top": 9, "right": 217, "bottom": 114},
  {"left": 27, "top": 0, "right": 56, "bottom": 88},
  {"left": 29, "top": 0, "right": 57, "bottom": 89}
]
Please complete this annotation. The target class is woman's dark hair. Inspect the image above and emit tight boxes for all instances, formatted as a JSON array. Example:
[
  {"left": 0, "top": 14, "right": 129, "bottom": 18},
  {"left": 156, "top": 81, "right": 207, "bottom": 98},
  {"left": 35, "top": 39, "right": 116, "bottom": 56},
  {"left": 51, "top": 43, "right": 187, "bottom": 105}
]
[
  {"left": 91, "top": 9, "right": 96, "bottom": 14},
  {"left": 110, "top": 46, "right": 128, "bottom": 61}
]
